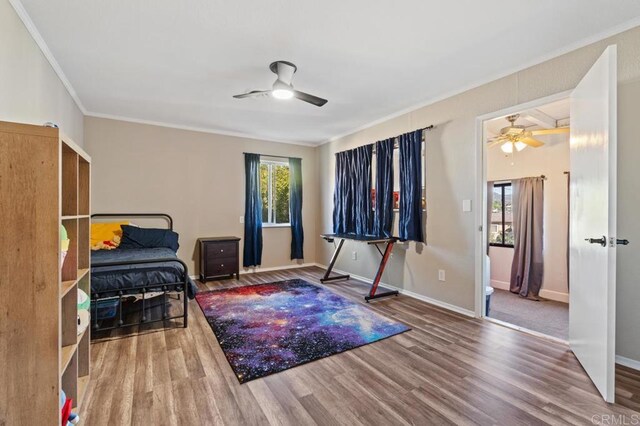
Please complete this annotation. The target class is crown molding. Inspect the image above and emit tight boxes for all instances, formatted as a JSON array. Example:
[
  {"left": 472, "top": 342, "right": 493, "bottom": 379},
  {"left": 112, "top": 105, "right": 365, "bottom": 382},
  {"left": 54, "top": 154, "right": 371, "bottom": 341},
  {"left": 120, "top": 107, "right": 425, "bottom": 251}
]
[
  {"left": 9, "top": 0, "right": 87, "bottom": 114},
  {"left": 85, "top": 111, "right": 319, "bottom": 147},
  {"left": 320, "top": 16, "right": 640, "bottom": 146},
  {"left": 11, "top": 0, "right": 640, "bottom": 148}
]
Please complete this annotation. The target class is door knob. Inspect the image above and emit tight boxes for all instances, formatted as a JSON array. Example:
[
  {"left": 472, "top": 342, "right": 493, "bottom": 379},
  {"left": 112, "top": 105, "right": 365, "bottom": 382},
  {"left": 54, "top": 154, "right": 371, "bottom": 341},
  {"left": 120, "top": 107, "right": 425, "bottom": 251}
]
[
  {"left": 617, "top": 238, "right": 630, "bottom": 246},
  {"left": 585, "top": 236, "right": 607, "bottom": 247}
]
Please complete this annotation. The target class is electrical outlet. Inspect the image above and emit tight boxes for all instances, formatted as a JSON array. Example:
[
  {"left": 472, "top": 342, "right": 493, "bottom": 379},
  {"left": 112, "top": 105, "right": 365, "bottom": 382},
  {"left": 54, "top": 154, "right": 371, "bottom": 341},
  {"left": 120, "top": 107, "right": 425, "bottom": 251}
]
[
  {"left": 352, "top": 251, "right": 357, "bottom": 261},
  {"left": 438, "top": 269, "right": 446, "bottom": 281},
  {"left": 239, "top": 216, "right": 244, "bottom": 223}
]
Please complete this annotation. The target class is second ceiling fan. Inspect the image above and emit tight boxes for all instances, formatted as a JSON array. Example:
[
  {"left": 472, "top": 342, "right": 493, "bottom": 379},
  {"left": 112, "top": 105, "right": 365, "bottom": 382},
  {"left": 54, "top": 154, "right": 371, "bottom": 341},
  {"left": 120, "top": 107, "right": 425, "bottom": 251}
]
[{"left": 488, "top": 114, "right": 569, "bottom": 153}]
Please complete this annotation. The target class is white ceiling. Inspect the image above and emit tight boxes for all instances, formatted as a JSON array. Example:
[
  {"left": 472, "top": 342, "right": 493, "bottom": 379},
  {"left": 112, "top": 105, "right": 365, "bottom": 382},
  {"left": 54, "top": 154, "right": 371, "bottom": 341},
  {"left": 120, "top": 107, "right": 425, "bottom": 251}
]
[
  {"left": 486, "top": 98, "right": 570, "bottom": 137},
  {"left": 15, "top": 0, "right": 640, "bottom": 145}
]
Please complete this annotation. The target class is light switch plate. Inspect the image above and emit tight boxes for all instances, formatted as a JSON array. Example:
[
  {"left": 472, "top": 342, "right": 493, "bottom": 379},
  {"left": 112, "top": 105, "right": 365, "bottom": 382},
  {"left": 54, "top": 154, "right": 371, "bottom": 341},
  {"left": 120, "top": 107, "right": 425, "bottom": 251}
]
[
  {"left": 239, "top": 216, "right": 244, "bottom": 223},
  {"left": 462, "top": 199, "right": 472, "bottom": 212}
]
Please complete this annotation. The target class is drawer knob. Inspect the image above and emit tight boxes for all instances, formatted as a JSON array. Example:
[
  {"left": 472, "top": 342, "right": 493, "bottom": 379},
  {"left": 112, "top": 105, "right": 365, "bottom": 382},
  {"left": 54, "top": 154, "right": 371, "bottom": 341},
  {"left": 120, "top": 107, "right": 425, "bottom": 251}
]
[
  {"left": 221, "top": 249, "right": 224, "bottom": 252},
  {"left": 221, "top": 264, "right": 224, "bottom": 267}
]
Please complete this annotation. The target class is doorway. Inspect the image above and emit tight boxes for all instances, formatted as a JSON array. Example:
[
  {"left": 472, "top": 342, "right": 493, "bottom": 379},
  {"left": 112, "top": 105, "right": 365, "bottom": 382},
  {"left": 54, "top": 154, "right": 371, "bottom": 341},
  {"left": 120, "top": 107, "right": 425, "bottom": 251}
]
[
  {"left": 475, "top": 46, "right": 619, "bottom": 403},
  {"left": 482, "top": 98, "right": 570, "bottom": 341}
]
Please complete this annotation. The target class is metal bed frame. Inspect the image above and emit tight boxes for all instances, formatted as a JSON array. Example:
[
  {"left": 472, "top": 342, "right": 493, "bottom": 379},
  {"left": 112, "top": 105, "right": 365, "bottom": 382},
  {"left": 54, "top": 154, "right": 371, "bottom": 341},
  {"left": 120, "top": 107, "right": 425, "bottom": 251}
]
[{"left": 90, "top": 213, "right": 189, "bottom": 332}]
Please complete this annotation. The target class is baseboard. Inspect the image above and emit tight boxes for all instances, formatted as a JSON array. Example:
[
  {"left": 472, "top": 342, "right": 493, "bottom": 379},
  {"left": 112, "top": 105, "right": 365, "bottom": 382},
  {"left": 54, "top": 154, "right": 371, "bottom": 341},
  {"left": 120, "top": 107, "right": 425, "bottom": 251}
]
[
  {"left": 240, "top": 263, "right": 317, "bottom": 275},
  {"left": 190, "top": 262, "right": 319, "bottom": 280},
  {"left": 539, "top": 289, "right": 569, "bottom": 304},
  {"left": 490, "top": 280, "right": 569, "bottom": 303},
  {"left": 315, "top": 263, "right": 476, "bottom": 318},
  {"left": 616, "top": 355, "right": 640, "bottom": 371},
  {"left": 490, "top": 279, "right": 510, "bottom": 291}
]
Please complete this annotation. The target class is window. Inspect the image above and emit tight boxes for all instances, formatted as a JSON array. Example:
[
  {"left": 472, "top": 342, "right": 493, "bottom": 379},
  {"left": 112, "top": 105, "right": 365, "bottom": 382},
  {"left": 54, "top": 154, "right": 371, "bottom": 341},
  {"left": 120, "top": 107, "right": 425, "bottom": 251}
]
[
  {"left": 371, "top": 142, "right": 426, "bottom": 211},
  {"left": 489, "top": 183, "right": 514, "bottom": 247},
  {"left": 260, "top": 158, "right": 290, "bottom": 225}
]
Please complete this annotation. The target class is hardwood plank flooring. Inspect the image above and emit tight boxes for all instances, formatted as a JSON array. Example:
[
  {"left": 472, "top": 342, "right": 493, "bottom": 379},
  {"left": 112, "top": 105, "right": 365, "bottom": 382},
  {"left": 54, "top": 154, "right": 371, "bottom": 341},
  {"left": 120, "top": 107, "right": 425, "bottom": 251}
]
[{"left": 81, "top": 267, "right": 640, "bottom": 425}]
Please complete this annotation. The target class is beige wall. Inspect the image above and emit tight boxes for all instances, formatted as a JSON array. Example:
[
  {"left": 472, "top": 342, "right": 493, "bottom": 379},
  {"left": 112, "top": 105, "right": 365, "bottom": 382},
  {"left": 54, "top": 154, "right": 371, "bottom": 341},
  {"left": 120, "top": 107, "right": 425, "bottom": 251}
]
[
  {"left": 84, "top": 117, "right": 318, "bottom": 275},
  {"left": 317, "top": 26, "right": 640, "bottom": 361},
  {"left": 488, "top": 132, "right": 570, "bottom": 303},
  {"left": 0, "top": 0, "right": 83, "bottom": 145}
]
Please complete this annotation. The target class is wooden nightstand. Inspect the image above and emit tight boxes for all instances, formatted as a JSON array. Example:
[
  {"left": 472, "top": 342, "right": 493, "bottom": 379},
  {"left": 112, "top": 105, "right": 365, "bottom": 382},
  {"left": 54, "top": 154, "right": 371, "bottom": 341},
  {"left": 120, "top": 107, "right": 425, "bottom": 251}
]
[{"left": 198, "top": 237, "right": 241, "bottom": 281}]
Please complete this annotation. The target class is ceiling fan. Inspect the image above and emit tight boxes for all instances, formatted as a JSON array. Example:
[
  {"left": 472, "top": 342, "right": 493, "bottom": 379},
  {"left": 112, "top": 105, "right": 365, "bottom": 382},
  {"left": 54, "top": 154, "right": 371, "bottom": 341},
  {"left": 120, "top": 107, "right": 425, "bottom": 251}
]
[
  {"left": 487, "top": 114, "right": 569, "bottom": 153},
  {"left": 233, "top": 61, "right": 328, "bottom": 107}
]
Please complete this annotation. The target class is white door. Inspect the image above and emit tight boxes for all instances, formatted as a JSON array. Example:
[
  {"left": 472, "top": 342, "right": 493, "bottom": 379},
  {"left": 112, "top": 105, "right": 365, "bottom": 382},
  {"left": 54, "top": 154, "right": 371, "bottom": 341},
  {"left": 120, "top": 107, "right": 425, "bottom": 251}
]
[{"left": 569, "top": 45, "right": 618, "bottom": 403}]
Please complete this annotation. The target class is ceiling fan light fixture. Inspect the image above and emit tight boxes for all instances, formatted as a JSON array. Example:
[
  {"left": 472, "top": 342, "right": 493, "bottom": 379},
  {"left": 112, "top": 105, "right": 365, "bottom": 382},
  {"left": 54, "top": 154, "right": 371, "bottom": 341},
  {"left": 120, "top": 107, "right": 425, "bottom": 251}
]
[
  {"left": 501, "top": 142, "right": 513, "bottom": 153},
  {"left": 272, "top": 79, "right": 294, "bottom": 100},
  {"left": 514, "top": 141, "right": 527, "bottom": 151},
  {"left": 272, "top": 88, "right": 294, "bottom": 100}
]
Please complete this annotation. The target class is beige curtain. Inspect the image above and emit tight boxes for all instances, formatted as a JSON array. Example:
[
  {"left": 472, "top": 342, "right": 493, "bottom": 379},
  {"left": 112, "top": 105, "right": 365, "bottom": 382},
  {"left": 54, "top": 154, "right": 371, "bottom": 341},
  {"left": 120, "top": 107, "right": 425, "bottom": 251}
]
[{"left": 510, "top": 177, "right": 544, "bottom": 298}]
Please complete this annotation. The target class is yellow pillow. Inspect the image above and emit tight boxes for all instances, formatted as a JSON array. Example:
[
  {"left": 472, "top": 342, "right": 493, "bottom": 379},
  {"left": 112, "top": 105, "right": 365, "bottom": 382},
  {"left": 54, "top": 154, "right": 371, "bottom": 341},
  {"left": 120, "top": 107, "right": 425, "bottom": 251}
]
[{"left": 90, "top": 222, "right": 128, "bottom": 248}]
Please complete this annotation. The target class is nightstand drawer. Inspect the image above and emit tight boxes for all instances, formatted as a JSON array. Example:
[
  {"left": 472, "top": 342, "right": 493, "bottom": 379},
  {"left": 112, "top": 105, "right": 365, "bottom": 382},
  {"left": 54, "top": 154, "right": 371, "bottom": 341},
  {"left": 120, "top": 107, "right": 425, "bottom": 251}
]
[
  {"left": 205, "top": 260, "right": 236, "bottom": 277},
  {"left": 205, "top": 242, "right": 237, "bottom": 259}
]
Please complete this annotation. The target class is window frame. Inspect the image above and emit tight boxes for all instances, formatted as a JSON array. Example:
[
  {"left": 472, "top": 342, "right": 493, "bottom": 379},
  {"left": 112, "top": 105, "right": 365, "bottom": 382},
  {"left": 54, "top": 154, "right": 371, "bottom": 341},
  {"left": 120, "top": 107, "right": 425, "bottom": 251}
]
[
  {"left": 489, "top": 182, "right": 514, "bottom": 248},
  {"left": 260, "top": 158, "right": 291, "bottom": 227}
]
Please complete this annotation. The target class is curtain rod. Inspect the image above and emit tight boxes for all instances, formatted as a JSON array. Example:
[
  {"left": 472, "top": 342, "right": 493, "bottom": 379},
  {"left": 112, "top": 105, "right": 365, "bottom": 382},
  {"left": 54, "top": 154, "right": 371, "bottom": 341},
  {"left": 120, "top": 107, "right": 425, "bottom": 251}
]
[
  {"left": 369, "top": 125, "right": 435, "bottom": 154},
  {"left": 388, "top": 124, "right": 434, "bottom": 142},
  {"left": 243, "top": 152, "right": 301, "bottom": 160},
  {"left": 334, "top": 124, "right": 435, "bottom": 156},
  {"left": 492, "top": 175, "right": 547, "bottom": 185}
]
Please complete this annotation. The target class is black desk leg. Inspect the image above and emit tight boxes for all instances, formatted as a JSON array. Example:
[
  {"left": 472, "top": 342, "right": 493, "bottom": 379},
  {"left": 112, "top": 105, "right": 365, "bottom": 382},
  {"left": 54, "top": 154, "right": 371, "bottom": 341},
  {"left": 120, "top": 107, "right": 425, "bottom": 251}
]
[
  {"left": 364, "top": 241, "right": 399, "bottom": 302},
  {"left": 321, "top": 238, "right": 350, "bottom": 283}
]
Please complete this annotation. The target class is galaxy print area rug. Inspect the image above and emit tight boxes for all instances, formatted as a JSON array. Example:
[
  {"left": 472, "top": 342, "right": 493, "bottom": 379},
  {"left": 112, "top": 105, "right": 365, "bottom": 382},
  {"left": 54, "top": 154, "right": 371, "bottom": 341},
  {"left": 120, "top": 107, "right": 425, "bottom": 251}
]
[{"left": 195, "top": 279, "right": 410, "bottom": 383}]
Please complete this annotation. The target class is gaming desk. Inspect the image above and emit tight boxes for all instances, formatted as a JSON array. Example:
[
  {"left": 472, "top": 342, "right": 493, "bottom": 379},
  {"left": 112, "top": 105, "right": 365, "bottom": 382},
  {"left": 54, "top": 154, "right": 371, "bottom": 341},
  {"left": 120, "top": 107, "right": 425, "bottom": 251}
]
[{"left": 320, "top": 234, "right": 400, "bottom": 302}]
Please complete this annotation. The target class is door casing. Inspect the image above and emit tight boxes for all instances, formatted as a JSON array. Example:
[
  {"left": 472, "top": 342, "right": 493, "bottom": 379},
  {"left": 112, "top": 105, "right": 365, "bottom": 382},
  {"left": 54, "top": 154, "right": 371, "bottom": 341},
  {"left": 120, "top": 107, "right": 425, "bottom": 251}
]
[{"left": 474, "top": 90, "right": 572, "bottom": 318}]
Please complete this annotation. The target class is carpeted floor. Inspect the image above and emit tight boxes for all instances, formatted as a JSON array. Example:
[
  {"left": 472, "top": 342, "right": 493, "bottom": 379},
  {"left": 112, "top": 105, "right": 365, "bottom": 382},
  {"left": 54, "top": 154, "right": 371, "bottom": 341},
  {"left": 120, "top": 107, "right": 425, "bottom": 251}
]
[
  {"left": 488, "top": 289, "right": 569, "bottom": 340},
  {"left": 195, "top": 278, "right": 410, "bottom": 383}
]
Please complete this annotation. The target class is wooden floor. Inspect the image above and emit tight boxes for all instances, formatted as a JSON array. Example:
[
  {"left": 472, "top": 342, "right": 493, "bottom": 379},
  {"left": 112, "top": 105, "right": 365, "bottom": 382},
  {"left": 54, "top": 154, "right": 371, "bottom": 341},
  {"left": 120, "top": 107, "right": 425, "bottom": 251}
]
[{"left": 81, "top": 267, "right": 640, "bottom": 425}]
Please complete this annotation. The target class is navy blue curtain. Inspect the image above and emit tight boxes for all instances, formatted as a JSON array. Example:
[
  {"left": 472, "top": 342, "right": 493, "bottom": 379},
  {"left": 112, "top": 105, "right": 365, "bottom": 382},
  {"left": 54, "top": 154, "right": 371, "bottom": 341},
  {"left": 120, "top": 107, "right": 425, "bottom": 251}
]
[
  {"left": 289, "top": 158, "right": 304, "bottom": 259},
  {"left": 333, "top": 145, "right": 373, "bottom": 235},
  {"left": 333, "top": 150, "right": 352, "bottom": 234},
  {"left": 398, "top": 130, "right": 424, "bottom": 242},
  {"left": 353, "top": 145, "right": 373, "bottom": 235},
  {"left": 243, "top": 153, "right": 263, "bottom": 267},
  {"left": 374, "top": 138, "right": 394, "bottom": 237}
]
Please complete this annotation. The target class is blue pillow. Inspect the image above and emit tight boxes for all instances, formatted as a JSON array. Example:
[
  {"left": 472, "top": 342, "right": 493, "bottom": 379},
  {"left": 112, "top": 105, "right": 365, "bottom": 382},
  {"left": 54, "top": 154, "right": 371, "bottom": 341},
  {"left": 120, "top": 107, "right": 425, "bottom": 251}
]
[{"left": 119, "top": 225, "right": 180, "bottom": 251}]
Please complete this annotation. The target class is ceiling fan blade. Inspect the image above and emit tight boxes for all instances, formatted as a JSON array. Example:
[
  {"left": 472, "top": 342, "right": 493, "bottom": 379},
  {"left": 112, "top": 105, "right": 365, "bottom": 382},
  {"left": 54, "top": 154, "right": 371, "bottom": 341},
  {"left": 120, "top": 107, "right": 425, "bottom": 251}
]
[
  {"left": 521, "top": 137, "right": 545, "bottom": 148},
  {"left": 233, "top": 90, "right": 271, "bottom": 99},
  {"left": 487, "top": 139, "right": 503, "bottom": 148},
  {"left": 531, "top": 127, "right": 570, "bottom": 136},
  {"left": 293, "top": 90, "right": 328, "bottom": 107},
  {"left": 488, "top": 134, "right": 507, "bottom": 142}
]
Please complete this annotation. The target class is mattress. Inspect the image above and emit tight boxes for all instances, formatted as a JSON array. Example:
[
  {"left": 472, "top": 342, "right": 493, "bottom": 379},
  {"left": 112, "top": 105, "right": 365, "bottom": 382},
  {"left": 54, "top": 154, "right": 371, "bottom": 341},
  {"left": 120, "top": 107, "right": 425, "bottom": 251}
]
[{"left": 91, "top": 247, "right": 197, "bottom": 298}]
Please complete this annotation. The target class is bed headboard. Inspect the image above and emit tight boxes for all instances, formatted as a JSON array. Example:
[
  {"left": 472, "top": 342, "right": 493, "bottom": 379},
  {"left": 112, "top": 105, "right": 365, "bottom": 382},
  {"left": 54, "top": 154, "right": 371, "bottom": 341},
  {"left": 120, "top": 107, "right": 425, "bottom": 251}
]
[{"left": 90, "top": 213, "right": 174, "bottom": 231}]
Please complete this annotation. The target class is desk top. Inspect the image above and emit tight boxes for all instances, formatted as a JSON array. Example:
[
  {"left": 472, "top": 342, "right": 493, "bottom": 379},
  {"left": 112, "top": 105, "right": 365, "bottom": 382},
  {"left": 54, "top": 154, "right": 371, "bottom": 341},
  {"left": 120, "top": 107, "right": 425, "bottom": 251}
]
[{"left": 321, "top": 234, "right": 398, "bottom": 244}]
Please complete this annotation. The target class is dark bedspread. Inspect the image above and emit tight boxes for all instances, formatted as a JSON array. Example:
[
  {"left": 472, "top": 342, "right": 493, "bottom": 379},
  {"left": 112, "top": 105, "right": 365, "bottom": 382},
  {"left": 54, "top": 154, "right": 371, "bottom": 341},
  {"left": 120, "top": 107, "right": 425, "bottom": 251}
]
[{"left": 91, "top": 247, "right": 197, "bottom": 298}]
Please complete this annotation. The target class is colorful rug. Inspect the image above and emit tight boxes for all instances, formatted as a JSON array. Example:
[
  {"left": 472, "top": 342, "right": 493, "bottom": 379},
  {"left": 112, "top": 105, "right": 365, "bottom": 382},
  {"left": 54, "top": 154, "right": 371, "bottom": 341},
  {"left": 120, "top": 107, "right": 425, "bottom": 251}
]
[{"left": 195, "top": 279, "right": 409, "bottom": 383}]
